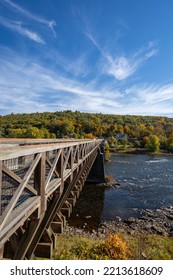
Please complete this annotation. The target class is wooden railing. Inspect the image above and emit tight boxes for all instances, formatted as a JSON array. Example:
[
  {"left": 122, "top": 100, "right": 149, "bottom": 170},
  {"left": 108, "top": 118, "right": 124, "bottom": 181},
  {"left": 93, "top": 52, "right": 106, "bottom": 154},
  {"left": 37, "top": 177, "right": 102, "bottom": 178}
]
[{"left": 0, "top": 139, "right": 103, "bottom": 259}]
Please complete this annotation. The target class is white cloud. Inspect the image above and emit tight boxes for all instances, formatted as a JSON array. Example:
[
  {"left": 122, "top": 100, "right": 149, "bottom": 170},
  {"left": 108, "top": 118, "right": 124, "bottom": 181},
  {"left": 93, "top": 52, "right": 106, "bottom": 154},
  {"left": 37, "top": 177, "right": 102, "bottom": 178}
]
[
  {"left": 85, "top": 31, "right": 158, "bottom": 81},
  {"left": 0, "top": 48, "right": 121, "bottom": 114},
  {"left": 47, "top": 51, "right": 90, "bottom": 78},
  {"left": 85, "top": 32, "right": 102, "bottom": 53},
  {"left": 2, "top": 0, "right": 57, "bottom": 37},
  {"left": 126, "top": 84, "right": 173, "bottom": 104},
  {"left": 105, "top": 55, "right": 138, "bottom": 80},
  {"left": 0, "top": 46, "right": 171, "bottom": 117},
  {"left": 145, "top": 49, "right": 158, "bottom": 58},
  {"left": 0, "top": 16, "right": 45, "bottom": 44},
  {"left": 104, "top": 42, "right": 158, "bottom": 81},
  {"left": 123, "top": 83, "right": 173, "bottom": 116}
]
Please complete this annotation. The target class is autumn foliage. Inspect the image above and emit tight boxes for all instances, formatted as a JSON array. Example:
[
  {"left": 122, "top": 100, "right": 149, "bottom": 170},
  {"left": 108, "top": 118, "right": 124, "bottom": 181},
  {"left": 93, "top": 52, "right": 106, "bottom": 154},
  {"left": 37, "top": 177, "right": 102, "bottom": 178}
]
[
  {"left": 95, "top": 234, "right": 130, "bottom": 260},
  {"left": 1, "top": 110, "right": 173, "bottom": 152},
  {"left": 54, "top": 234, "right": 131, "bottom": 260}
]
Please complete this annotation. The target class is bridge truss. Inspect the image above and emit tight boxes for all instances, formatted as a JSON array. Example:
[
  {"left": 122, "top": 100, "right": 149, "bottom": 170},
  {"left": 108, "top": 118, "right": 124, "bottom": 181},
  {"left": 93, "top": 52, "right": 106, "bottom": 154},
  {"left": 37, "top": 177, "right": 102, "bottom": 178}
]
[{"left": 0, "top": 139, "right": 103, "bottom": 259}]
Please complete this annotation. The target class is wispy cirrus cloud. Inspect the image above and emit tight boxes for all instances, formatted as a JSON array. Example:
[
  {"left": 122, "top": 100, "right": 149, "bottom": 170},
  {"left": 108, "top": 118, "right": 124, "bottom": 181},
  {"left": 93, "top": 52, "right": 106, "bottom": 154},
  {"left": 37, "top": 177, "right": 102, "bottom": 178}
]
[
  {"left": 0, "top": 46, "right": 172, "bottom": 117},
  {"left": 85, "top": 31, "right": 158, "bottom": 81},
  {"left": 85, "top": 32, "right": 102, "bottom": 53},
  {"left": 0, "top": 47, "right": 121, "bottom": 114},
  {"left": 120, "top": 82, "right": 173, "bottom": 116},
  {"left": 2, "top": 0, "right": 57, "bottom": 37},
  {"left": 46, "top": 50, "right": 91, "bottom": 78},
  {"left": 0, "top": 16, "right": 45, "bottom": 44},
  {"left": 126, "top": 83, "right": 173, "bottom": 104},
  {"left": 105, "top": 55, "right": 138, "bottom": 80},
  {"left": 104, "top": 42, "right": 158, "bottom": 80}
]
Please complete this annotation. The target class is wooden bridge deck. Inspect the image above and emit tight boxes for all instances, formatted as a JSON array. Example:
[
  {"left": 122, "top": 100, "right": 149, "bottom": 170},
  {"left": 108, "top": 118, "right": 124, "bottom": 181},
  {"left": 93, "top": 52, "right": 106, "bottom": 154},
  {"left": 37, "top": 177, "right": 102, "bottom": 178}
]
[{"left": 0, "top": 138, "right": 103, "bottom": 259}]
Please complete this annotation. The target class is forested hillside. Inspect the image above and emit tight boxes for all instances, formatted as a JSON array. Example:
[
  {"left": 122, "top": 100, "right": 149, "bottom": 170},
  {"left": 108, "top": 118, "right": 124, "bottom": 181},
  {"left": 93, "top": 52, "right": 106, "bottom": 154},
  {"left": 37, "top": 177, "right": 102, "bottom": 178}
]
[{"left": 1, "top": 110, "right": 173, "bottom": 152}]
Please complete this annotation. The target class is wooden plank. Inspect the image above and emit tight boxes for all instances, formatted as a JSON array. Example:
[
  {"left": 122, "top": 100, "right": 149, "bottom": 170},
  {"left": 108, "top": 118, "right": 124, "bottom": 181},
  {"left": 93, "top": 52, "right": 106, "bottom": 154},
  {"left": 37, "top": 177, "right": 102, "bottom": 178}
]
[
  {"left": 34, "top": 242, "right": 53, "bottom": 259},
  {"left": 46, "top": 227, "right": 56, "bottom": 248},
  {"left": 9, "top": 233, "right": 21, "bottom": 254},
  {"left": 61, "top": 207, "right": 71, "bottom": 218},
  {"left": 46, "top": 158, "right": 59, "bottom": 178},
  {"left": 51, "top": 221, "right": 63, "bottom": 234},
  {"left": 63, "top": 147, "right": 72, "bottom": 172},
  {"left": 63, "top": 169, "right": 72, "bottom": 181},
  {"left": 45, "top": 178, "right": 61, "bottom": 197},
  {"left": 0, "top": 138, "right": 93, "bottom": 145},
  {"left": 13, "top": 218, "right": 41, "bottom": 259},
  {"left": 0, "top": 197, "right": 40, "bottom": 243},
  {"left": 73, "top": 145, "right": 79, "bottom": 163},
  {"left": 2, "top": 164, "right": 37, "bottom": 196},
  {"left": 67, "top": 197, "right": 76, "bottom": 206},
  {"left": 45, "top": 149, "right": 61, "bottom": 190},
  {"left": 59, "top": 149, "right": 64, "bottom": 193},
  {"left": 0, "top": 140, "right": 101, "bottom": 161},
  {"left": 34, "top": 153, "right": 46, "bottom": 216},
  {"left": 0, "top": 153, "right": 41, "bottom": 231}
]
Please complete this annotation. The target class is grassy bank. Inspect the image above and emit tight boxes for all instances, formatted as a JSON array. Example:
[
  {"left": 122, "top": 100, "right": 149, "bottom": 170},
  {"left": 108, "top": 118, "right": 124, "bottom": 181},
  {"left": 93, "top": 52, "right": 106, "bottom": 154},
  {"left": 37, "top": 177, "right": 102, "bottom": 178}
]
[{"left": 53, "top": 233, "right": 173, "bottom": 260}]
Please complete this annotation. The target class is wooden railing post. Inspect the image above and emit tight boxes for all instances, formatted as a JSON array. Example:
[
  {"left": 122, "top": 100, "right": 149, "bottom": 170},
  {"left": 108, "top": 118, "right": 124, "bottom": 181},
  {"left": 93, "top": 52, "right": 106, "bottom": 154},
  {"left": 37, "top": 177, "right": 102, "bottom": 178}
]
[
  {"left": 34, "top": 152, "right": 46, "bottom": 217},
  {"left": 59, "top": 149, "right": 64, "bottom": 193}
]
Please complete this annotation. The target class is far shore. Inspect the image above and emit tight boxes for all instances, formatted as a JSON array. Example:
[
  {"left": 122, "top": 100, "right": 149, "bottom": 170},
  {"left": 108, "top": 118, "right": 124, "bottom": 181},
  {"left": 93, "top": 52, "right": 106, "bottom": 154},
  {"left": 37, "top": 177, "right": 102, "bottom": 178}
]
[{"left": 109, "top": 148, "right": 173, "bottom": 157}]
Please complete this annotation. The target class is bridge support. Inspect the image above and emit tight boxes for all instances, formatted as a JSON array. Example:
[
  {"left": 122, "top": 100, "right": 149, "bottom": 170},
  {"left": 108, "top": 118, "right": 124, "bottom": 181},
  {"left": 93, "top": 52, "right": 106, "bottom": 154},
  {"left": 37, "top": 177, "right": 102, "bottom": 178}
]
[
  {"left": 86, "top": 151, "right": 105, "bottom": 184},
  {"left": 0, "top": 139, "right": 104, "bottom": 259}
]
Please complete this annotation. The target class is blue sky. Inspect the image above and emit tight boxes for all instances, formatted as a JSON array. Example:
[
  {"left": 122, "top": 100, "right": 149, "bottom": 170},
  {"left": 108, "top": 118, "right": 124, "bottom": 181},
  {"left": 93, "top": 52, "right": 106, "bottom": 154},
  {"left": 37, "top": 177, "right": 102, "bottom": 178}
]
[{"left": 0, "top": 0, "right": 173, "bottom": 116}]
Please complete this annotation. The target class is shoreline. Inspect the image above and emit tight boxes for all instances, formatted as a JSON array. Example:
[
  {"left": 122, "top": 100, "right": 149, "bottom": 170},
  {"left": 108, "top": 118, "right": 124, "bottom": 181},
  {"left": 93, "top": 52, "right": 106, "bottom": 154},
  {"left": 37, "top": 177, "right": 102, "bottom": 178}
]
[
  {"left": 64, "top": 206, "right": 173, "bottom": 239},
  {"left": 65, "top": 181, "right": 173, "bottom": 239},
  {"left": 109, "top": 148, "right": 173, "bottom": 156}
]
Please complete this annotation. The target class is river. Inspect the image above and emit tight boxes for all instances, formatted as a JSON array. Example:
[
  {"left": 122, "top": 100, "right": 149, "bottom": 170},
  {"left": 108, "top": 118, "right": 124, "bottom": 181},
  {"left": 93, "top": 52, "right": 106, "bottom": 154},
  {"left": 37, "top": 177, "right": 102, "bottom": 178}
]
[
  {"left": 68, "top": 153, "right": 173, "bottom": 229},
  {"left": 103, "top": 153, "right": 173, "bottom": 220}
]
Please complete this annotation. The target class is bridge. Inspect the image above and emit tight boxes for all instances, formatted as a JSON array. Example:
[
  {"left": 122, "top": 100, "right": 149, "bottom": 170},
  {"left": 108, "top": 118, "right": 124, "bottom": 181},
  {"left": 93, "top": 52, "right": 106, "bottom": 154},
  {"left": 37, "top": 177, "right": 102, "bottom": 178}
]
[{"left": 0, "top": 138, "right": 104, "bottom": 259}]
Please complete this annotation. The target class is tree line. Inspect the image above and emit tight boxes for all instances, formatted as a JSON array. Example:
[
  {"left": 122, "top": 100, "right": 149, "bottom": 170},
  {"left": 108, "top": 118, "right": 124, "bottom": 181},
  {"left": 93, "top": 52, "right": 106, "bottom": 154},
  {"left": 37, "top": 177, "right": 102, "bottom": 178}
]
[{"left": 1, "top": 110, "right": 173, "bottom": 152}]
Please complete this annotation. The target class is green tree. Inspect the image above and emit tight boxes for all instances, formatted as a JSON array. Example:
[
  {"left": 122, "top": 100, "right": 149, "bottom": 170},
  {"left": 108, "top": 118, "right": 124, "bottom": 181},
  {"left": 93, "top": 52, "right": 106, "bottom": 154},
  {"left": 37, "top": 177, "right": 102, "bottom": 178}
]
[
  {"left": 25, "top": 126, "right": 42, "bottom": 138},
  {"left": 167, "top": 132, "right": 173, "bottom": 151},
  {"left": 104, "top": 143, "right": 111, "bottom": 161},
  {"left": 8, "top": 128, "right": 26, "bottom": 138},
  {"left": 145, "top": 135, "right": 160, "bottom": 152}
]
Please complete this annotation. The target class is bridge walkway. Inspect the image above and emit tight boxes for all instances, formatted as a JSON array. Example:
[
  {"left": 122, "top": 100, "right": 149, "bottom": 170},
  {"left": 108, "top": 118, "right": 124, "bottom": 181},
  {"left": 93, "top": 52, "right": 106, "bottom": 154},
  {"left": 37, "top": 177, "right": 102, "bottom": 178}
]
[{"left": 0, "top": 139, "right": 103, "bottom": 259}]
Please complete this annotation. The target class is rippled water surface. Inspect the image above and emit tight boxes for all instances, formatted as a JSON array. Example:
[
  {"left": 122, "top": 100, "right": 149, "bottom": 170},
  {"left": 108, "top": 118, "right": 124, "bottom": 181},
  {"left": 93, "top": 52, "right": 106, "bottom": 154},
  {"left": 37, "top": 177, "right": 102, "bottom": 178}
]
[{"left": 102, "top": 154, "right": 173, "bottom": 220}]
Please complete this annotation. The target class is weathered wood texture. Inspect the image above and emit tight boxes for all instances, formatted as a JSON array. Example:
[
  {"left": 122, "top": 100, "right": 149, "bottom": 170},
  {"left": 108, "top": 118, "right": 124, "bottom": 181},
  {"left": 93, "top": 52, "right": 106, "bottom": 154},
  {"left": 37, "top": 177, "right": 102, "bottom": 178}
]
[{"left": 0, "top": 139, "right": 103, "bottom": 259}]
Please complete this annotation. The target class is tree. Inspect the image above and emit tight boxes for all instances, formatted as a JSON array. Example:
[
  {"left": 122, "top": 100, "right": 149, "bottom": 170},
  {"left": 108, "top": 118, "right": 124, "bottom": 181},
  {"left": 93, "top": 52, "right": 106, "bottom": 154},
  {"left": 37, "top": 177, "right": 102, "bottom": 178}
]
[
  {"left": 167, "top": 132, "right": 173, "bottom": 151},
  {"left": 8, "top": 128, "right": 26, "bottom": 138},
  {"left": 145, "top": 135, "right": 160, "bottom": 152},
  {"left": 25, "top": 126, "right": 42, "bottom": 138},
  {"left": 104, "top": 143, "right": 111, "bottom": 161},
  {"left": 85, "top": 133, "right": 95, "bottom": 139}
]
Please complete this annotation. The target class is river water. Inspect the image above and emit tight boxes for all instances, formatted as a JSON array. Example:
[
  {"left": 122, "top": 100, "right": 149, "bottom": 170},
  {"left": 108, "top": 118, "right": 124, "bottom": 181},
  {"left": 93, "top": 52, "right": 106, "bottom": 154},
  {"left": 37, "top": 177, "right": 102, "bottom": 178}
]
[
  {"left": 103, "top": 153, "right": 173, "bottom": 220},
  {"left": 68, "top": 153, "right": 173, "bottom": 229}
]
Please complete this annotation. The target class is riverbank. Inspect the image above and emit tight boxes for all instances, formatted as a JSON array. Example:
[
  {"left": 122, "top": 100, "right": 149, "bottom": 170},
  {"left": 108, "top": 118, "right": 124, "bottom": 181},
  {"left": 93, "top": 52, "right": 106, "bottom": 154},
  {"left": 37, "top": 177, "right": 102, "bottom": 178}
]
[
  {"left": 55, "top": 214, "right": 173, "bottom": 260},
  {"left": 64, "top": 206, "right": 173, "bottom": 238},
  {"left": 53, "top": 179, "right": 173, "bottom": 260},
  {"left": 65, "top": 181, "right": 173, "bottom": 238},
  {"left": 110, "top": 147, "right": 173, "bottom": 156}
]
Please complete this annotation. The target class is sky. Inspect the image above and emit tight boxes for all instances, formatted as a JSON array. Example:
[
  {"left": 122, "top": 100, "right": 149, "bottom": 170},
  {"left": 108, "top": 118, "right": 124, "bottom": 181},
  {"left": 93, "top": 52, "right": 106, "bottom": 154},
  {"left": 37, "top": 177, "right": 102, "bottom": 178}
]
[{"left": 1, "top": 0, "right": 173, "bottom": 117}]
